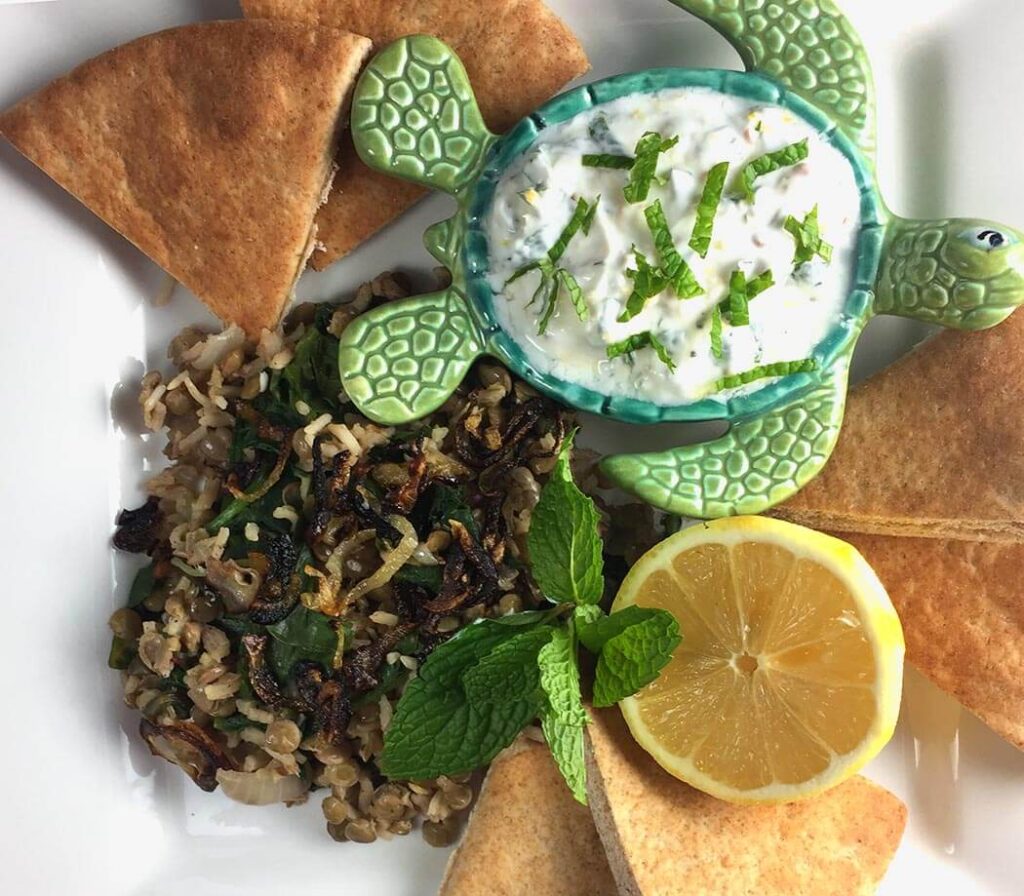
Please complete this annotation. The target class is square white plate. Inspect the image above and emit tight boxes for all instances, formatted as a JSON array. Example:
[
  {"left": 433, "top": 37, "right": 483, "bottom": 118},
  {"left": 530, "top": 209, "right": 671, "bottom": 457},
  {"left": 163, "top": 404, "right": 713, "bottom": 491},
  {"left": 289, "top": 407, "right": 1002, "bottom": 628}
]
[{"left": 1, "top": 2, "right": 1022, "bottom": 893}]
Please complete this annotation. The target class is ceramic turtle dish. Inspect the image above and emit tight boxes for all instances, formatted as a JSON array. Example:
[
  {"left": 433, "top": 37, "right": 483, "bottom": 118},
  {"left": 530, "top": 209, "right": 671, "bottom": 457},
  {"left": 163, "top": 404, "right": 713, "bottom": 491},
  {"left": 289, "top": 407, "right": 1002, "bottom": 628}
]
[{"left": 340, "top": 0, "right": 1024, "bottom": 518}]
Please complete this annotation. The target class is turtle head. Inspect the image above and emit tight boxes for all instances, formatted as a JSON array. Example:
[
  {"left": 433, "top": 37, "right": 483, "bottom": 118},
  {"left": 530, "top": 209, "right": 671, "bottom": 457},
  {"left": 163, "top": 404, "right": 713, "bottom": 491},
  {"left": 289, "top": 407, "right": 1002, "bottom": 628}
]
[{"left": 875, "top": 217, "right": 1024, "bottom": 330}]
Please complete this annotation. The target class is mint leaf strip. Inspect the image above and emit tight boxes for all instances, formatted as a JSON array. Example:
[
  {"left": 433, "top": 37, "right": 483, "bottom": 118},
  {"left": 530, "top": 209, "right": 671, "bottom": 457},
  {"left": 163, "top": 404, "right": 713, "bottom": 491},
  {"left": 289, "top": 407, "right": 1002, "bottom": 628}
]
[
  {"left": 606, "top": 331, "right": 677, "bottom": 373},
  {"left": 727, "top": 269, "right": 750, "bottom": 327},
  {"left": 592, "top": 610, "right": 681, "bottom": 708},
  {"left": 538, "top": 625, "right": 589, "bottom": 804},
  {"left": 689, "top": 161, "right": 729, "bottom": 257},
  {"left": 618, "top": 249, "right": 670, "bottom": 322},
  {"left": 549, "top": 197, "right": 596, "bottom": 265},
  {"left": 714, "top": 358, "right": 818, "bottom": 392},
  {"left": 645, "top": 199, "right": 703, "bottom": 299},
  {"left": 710, "top": 305, "right": 723, "bottom": 359},
  {"left": 784, "top": 204, "right": 833, "bottom": 266},
  {"left": 735, "top": 138, "right": 809, "bottom": 200},
  {"left": 623, "top": 132, "right": 679, "bottom": 204},
  {"left": 558, "top": 269, "right": 588, "bottom": 323},
  {"left": 582, "top": 153, "right": 634, "bottom": 170},
  {"left": 527, "top": 433, "right": 604, "bottom": 605}
]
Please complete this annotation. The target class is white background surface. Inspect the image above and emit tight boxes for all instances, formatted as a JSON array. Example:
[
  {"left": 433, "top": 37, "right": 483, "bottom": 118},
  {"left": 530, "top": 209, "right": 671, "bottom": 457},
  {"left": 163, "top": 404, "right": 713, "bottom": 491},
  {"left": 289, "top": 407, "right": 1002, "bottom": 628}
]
[{"left": 1, "top": 1, "right": 1022, "bottom": 893}]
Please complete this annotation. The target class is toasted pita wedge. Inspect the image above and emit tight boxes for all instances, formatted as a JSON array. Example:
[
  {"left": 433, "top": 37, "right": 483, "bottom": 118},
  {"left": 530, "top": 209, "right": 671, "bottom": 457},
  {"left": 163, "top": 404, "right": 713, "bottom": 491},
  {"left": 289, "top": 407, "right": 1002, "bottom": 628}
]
[
  {"left": 0, "top": 21, "right": 371, "bottom": 336},
  {"left": 773, "top": 311, "right": 1024, "bottom": 541},
  {"left": 440, "top": 736, "right": 618, "bottom": 896},
  {"left": 840, "top": 532, "right": 1024, "bottom": 750},
  {"left": 241, "top": 0, "right": 589, "bottom": 269},
  {"left": 585, "top": 708, "right": 906, "bottom": 896}
]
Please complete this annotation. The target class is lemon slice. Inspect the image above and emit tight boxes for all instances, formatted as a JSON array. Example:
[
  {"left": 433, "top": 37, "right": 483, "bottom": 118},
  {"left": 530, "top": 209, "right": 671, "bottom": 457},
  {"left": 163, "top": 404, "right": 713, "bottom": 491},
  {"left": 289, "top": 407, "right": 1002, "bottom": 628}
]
[{"left": 614, "top": 516, "right": 904, "bottom": 804}]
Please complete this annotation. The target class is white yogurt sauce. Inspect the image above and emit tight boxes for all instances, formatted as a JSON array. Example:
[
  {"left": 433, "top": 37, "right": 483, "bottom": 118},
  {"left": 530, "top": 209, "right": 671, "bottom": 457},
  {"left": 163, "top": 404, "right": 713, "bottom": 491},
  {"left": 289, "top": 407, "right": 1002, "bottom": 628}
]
[{"left": 483, "top": 87, "right": 862, "bottom": 405}]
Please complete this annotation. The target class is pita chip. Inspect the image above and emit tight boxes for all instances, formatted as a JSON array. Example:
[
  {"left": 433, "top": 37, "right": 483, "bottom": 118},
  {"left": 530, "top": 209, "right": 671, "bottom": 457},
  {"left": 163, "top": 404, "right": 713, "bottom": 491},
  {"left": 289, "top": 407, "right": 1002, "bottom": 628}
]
[
  {"left": 0, "top": 21, "right": 371, "bottom": 336},
  {"left": 241, "top": 0, "right": 589, "bottom": 268},
  {"left": 585, "top": 708, "right": 906, "bottom": 896},
  {"left": 774, "top": 310, "right": 1024, "bottom": 541},
  {"left": 439, "top": 736, "right": 618, "bottom": 896},
  {"left": 841, "top": 532, "right": 1024, "bottom": 750}
]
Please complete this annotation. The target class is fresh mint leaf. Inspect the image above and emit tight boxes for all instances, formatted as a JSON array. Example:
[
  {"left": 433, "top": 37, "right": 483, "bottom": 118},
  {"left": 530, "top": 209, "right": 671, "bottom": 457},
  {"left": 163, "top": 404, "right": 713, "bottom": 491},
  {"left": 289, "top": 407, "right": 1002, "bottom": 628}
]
[
  {"left": 607, "top": 331, "right": 677, "bottom": 373},
  {"left": 266, "top": 605, "right": 338, "bottom": 681},
  {"left": 714, "top": 358, "right": 818, "bottom": 392},
  {"left": 550, "top": 197, "right": 597, "bottom": 265},
  {"left": 527, "top": 434, "right": 604, "bottom": 606},
  {"left": 538, "top": 625, "right": 589, "bottom": 804},
  {"left": 624, "top": 132, "right": 679, "bottom": 204},
  {"left": 645, "top": 200, "right": 703, "bottom": 299},
  {"left": 577, "top": 605, "right": 666, "bottom": 653},
  {"left": 592, "top": 610, "right": 681, "bottom": 707},
  {"left": 735, "top": 139, "right": 809, "bottom": 201},
  {"left": 462, "top": 627, "right": 553, "bottom": 705},
  {"left": 381, "top": 616, "right": 550, "bottom": 779},
  {"left": 689, "top": 161, "right": 729, "bottom": 257},
  {"left": 414, "top": 483, "right": 478, "bottom": 538}
]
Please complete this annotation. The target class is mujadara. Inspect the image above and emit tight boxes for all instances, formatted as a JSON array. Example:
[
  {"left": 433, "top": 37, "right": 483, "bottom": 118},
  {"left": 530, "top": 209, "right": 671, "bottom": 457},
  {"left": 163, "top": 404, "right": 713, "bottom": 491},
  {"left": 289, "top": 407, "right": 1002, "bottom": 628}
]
[{"left": 109, "top": 271, "right": 659, "bottom": 846}]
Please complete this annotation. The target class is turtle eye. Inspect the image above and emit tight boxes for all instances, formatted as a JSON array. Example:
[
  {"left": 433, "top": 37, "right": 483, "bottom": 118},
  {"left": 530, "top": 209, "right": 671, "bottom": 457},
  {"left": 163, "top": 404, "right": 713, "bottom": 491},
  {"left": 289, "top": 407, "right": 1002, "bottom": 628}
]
[{"left": 960, "top": 227, "right": 1017, "bottom": 251}]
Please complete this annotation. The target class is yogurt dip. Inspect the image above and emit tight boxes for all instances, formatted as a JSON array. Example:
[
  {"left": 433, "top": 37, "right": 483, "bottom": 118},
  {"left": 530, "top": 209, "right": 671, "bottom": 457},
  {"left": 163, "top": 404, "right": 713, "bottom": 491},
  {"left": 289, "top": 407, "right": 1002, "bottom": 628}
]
[{"left": 483, "top": 86, "right": 863, "bottom": 405}]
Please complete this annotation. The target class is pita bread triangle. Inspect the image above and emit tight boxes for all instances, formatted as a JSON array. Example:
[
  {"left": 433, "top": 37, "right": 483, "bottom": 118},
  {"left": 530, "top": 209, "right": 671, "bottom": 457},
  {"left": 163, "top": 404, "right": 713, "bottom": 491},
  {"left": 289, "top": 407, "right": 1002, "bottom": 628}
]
[
  {"left": 585, "top": 707, "right": 906, "bottom": 896},
  {"left": 440, "top": 736, "right": 618, "bottom": 896},
  {"left": 839, "top": 532, "right": 1024, "bottom": 750},
  {"left": 0, "top": 21, "right": 371, "bottom": 336},
  {"left": 774, "top": 310, "right": 1024, "bottom": 541},
  {"left": 241, "top": 0, "right": 589, "bottom": 269}
]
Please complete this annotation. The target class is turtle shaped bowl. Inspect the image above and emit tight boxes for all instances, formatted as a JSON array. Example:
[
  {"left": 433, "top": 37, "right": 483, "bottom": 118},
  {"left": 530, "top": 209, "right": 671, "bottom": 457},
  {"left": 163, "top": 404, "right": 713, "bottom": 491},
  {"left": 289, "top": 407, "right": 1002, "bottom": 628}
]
[{"left": 340, "top": 1, "right": 1024, "bottom": 519}]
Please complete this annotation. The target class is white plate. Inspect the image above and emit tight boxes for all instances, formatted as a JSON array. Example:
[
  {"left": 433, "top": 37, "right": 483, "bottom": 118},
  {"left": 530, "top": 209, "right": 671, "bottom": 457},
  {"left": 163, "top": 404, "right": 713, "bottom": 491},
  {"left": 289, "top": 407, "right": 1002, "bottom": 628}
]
[{"left": 1, "top": 1, "right": 1021, "bottom": 893}]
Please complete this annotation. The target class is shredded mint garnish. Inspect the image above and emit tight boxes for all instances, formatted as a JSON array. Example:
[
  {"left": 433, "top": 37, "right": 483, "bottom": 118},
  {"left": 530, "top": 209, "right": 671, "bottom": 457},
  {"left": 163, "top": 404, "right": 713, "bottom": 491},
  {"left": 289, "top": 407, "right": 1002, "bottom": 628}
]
[
  {"left": 618, "top": 249, "right": 670, "bottom": 322},
  {"left": 381, "top": 432, "right": 680, "bottom": 800},
  {"left": 582, "top": 153, "right": 635, "bottom": 169},
  {"left": 505, "top": 197, "right": 600, "bottom": 334},
  {"left": 645, "top": 200, "right": 703, "bottom": 299},
  {"left": 784, "top": 204, "right": 833, "bottom": 266},
  {"left": 718, "top": 269, "right": 775, "bottom": 321},
  {"left": 727, "top": 270, "right": 750, "bottom": 327},
  {"left": 689, "top": 161, "right": 730, "bottom": 257},
  {"left": 714, "top": 358, "right": 818, "bottom": 391},
  {"left": 735, "top": 138, "right": 809, "bottom": 200},
  {"left": 606, "top": 331, "right": 677, "bottom": 372},
  {"left": 623, "top": 132, "right": 679, "bottom": 204},
  {"left": 710, "top": 305, "right": 724, "bottom": 359}
]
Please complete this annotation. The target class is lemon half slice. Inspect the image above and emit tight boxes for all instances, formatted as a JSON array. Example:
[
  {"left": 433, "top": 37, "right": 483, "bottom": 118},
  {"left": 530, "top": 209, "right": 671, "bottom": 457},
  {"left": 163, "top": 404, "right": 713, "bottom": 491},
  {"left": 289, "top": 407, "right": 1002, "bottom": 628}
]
[{"left": 614, "top": 516, "right": 904, "bottom": 804}]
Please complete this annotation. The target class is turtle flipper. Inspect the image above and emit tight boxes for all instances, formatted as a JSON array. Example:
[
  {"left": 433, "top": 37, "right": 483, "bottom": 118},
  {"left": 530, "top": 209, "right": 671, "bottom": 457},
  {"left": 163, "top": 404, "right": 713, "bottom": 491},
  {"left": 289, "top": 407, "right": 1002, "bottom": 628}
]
[
  {"left": 338, "top": 288, "right": 485, "bottom": 425},
  {"left": 668, "top": 0, "right": 876, "bottom": 158},
  {"left": 600, "top": 360, "right": 850, "bottom": 518},
  {"left": 351, "top": 35, "right": 498, "bottom": 197}
]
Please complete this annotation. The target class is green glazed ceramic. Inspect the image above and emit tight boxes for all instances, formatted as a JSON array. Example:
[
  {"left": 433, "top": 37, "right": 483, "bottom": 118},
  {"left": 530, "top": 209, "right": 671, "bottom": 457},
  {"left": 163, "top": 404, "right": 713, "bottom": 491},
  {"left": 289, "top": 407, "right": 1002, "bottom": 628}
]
[{"left": 340, "top": 0, "right": 1024, "bottom": 519}]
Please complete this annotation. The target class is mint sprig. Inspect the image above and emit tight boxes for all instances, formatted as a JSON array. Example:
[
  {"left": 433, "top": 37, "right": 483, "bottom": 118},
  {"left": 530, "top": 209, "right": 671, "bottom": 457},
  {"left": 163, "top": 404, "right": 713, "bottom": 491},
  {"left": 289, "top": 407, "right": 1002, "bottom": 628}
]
[
  {"left": 735, "top": 138, "right": 809, "bottom": 201},
  {"left": 381, "top": 434, "right": 681, "bottom": 802}
]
